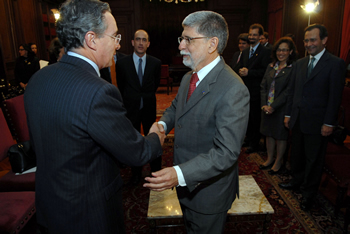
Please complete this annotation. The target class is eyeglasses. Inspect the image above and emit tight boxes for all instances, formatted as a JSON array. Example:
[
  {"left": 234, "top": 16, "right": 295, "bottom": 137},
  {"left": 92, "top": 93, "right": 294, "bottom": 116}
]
[
  {"left": 276, "top": 48, "right": 290, "bottom": 52},
  {"left": 105, "top": 34, "right": 122, "bottom": 44},
  {"left": 178, "top": 36, "right": 209, "bottom": 45},
  {"left": 303, "top": 38, "right": 317, "bottom": 43}
]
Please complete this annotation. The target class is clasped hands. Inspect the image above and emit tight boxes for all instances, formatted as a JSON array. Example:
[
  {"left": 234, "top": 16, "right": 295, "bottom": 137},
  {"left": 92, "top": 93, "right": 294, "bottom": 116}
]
[
  {"left": 262, "top": 105, "right": 274, "bottom": 115},
  {"left": 239, "top": 67, "right": 248, "bottom": 77},
  {"left": 148, "top": 122, "right": 166, "bottom": 146}
]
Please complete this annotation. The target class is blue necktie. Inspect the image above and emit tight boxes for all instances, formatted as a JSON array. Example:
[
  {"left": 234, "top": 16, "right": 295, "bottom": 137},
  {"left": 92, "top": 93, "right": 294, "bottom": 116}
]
[
  {"left": 138, "top": 58, "right": 143, "bottom": 109},
  {"left": 307, "top": 57, "right": 315, "bottom": 78},
  {"left": 249, "top": 48, "right": 254, "bottom": 59}
]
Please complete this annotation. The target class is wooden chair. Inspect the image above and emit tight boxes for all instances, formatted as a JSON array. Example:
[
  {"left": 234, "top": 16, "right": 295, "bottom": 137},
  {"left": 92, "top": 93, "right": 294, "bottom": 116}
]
[
  {"left": 2, "top": 95, "right": 30, "bottom": 142},
  {"left": 0, "top": 109, "right": 35, "bottom": 192},
  {"left": 159, "top": 65, "right": 173, "bottom": 95}
]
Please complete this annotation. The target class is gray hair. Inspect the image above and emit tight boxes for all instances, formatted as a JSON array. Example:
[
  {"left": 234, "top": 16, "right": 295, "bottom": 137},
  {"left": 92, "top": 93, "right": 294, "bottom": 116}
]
[
  {"left": 56, "top": 0, "right": 111, "bottom": 51},
  {"left": 182, "top": 11, "right": 228, "bottom": 54}
]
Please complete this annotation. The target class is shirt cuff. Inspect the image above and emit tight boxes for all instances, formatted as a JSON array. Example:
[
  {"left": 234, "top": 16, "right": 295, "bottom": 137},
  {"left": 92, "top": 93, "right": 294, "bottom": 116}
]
[
  {"left": 157, "top": 121, "right": 167, "bottom": 133},
  {"left": 173, "top": 165, "right": 186, "bottom": 187}
]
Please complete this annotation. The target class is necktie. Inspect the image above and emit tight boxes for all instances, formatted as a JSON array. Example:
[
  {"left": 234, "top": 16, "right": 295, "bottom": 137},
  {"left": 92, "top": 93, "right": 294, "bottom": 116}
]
[
  {"left": 237, "top": 52, "right": 242, "bottom": 64},
  {"left": 307, "top": 57, "right": 315, "bottom": 78},
  {"left": 187, "top": 73, "right": 199, "bottom": 102},
  {"left": 249, "top": 48, "right": 254, "bottom": 59},
  {"left": 138, "top": 58, "right": 143, "bottom": 109}
]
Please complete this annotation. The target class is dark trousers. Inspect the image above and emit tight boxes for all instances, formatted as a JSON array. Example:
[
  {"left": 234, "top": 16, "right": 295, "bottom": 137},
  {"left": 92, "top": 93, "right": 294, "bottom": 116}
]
[
  {"left": 180, "top": 204, "right": 227, "bottom": 234},
  {"left": 245, "top": 99, "right": 261, "bottom": 149},
  {"left": 129, "top": 107, "right": 162, "bottom": 176},
  {"left": 290, "top": 119, "right": 328, "bottom": 200}
]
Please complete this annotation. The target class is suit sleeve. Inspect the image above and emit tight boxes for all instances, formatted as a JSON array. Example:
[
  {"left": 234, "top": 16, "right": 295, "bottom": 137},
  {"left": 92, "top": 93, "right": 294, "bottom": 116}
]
[
  {"left": 285, "top": 64, "right": 297, "bottom": 116},
  {"left": 323, "top": 58, "right": 346, "bottom": 125},
  {"left": 87, "top": 84, "right": 162, "bottom": 166},
  {"left": 179, "top": 83, "right": 250, "bottom": 192}
]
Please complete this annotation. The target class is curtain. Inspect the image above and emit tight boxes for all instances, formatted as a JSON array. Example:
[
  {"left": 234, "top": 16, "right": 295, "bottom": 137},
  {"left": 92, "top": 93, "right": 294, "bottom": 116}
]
[
  {"left": 340, "top": 0, "right": 350, "bottom": 64},
  {"left": 267, "top": 0, "right": 284, "bottom": 44}
]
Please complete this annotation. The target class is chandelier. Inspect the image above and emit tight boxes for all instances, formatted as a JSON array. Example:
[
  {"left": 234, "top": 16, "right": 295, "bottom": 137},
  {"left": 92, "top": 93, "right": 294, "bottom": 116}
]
[{"left": 150, "top": 0, "right": 205, "bottom": 3}]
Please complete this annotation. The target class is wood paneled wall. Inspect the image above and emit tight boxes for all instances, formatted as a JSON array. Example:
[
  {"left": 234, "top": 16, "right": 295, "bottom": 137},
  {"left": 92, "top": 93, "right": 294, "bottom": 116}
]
[{"left": 0, "top": 0, "right": 345, "bottom": 83}]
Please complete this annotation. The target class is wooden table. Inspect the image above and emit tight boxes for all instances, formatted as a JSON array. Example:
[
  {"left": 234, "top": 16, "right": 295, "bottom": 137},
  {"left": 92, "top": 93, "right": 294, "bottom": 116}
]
[{"left": 147, "top": 175, "right": 274, "bottom": 233}]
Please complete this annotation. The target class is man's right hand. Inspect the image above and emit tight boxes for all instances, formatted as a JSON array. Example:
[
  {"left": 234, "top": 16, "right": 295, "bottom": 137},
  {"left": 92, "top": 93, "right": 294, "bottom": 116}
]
[
  {"left": 149, "top": 122, "right": 166, "bottom": 145},
  {"left": 284, "top": 117, "right": 290, "bottom": 129}
]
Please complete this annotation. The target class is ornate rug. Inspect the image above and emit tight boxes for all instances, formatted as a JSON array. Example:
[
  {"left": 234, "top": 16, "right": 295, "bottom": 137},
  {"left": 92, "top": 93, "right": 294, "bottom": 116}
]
[{"left": 121, "top": 137, "right": 348, "bottom": 233}]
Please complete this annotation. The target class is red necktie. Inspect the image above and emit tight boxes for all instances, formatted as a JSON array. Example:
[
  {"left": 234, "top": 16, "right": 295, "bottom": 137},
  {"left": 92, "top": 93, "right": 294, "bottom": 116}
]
[{"left": 187, "top": 73, "right": 199, "bottom": 102}]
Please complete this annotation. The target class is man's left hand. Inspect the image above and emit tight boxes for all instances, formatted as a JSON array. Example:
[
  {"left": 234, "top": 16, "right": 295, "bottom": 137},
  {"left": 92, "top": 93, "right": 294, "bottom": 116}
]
[
  {"left": 143, "top": 167, "right": 178, "bottom": 192},
  {"left": 321, "top": 125, "right": 333, "bottom": 136}
]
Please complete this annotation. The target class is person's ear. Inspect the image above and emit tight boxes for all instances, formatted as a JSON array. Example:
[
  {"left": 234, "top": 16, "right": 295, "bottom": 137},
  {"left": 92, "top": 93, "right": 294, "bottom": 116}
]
[
  {"left": 85, "top": 31, "right": 97, "bottom": 50},
  {"left": 208, "top": 37, "right": 219, "bottom": 54}
]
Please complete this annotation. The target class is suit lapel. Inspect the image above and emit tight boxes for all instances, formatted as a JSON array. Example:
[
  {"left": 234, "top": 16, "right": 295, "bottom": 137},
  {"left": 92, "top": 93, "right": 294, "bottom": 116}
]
[
  {"left": 177, "top": 59, "right": 225, "bottom": 120},
  {"left": 130, "top": 55, "right": 142, "bottom": 87},
  {"left": 305, "top": 51, "right": 329, "bottom": 83}
]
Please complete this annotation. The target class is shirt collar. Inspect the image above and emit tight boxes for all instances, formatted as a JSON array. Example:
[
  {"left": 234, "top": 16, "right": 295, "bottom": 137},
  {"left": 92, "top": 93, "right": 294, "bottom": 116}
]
[
  {"left": 310, "top": 48, "right": 326, "bottom": 62},
  {"left": 251, "top": 42, "right": 260, "bottom": 52},
  {"left": 133, "top": 52, "right": 146, "bottom": 64},
  {"left": 67, "top": 51, "right": 100, "bottom": 77},
  {"left": 195, "top": 56, "right": 221, "bottom": 82}
]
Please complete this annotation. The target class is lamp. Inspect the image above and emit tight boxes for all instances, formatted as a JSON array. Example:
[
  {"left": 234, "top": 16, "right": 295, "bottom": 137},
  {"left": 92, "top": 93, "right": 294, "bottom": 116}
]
[
  {"left": 300, "top": 0, "right": 319, "bottom": 26},
  {"left": 51, "top": 9, "right": 60, "bottom": 21}
]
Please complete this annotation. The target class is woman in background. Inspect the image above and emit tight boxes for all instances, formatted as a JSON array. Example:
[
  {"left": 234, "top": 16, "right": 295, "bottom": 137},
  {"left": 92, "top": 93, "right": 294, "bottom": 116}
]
[
  {"left": 14, "top": 44, "right": 40, "bottom": 89},
  {"left": 259, "top": 37, "right": 297, "bottom": 175},
  {"left": 48, "top": 37, "right": 65, "bottom": 65}
]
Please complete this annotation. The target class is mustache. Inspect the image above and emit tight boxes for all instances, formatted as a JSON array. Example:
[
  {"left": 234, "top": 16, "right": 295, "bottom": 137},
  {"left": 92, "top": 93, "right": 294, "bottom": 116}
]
[{"left": 180, "top": 51, "right": 191, "bottom": 56}]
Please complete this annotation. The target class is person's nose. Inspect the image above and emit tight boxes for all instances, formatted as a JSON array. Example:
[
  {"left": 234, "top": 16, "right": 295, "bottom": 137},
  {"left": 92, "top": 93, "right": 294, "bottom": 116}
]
[{"left": 178, "top": 40, "right": 186, "bottom": 51}]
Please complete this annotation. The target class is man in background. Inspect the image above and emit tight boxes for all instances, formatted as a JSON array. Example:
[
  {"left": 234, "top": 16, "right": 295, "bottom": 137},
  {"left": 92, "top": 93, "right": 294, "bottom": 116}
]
[
  {"left": 230, "top": 33, "right": 250, "bottom": 73},
  {"left": 280, "top": 24, "right": 346, "bottom": 211},
  {"left": 239, "top": 23, "right": 271, "bottom": 153},
  {"left": 260, "top": 32, "right": 273, "bottom": 49},
  {"left": 24, "top": 0, "right": 164, "bottom": 233},
  {"left": 144, "top": 11, "right": 250, "bottom": 233},
  {"left": 116, "top": 29, "right": 162, "bottom": 185}
]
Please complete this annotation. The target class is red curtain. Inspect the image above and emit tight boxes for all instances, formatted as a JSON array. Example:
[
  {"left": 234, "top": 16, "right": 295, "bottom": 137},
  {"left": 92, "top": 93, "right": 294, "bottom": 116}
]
[
  {"left": 267, "top": 0, "right": 284, "bottom": 44},
  {"left": 340, "top": 0, "right": 350, "bottom": 64}
]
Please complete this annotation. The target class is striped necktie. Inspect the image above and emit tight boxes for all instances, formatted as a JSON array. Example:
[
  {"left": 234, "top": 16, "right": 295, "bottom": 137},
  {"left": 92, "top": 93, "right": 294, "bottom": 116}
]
[
  {"left": 307, "top": 57, "right": 315, "bottom": 78},
  {"left": 187, "top": 73, "right": 199, "bottom": 102}
]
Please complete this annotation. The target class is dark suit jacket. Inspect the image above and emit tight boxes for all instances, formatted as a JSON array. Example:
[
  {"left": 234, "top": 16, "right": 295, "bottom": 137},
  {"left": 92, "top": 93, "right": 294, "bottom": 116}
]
[
  {"left": 160, "top": 58, "right": 250, "bottom": 214},
  {"left": 285, "top": 50, "right": 346, "bottom": 134},
  {"left": 239, "top": 44, "right": 271, "bottom": 101},
  {"left": 116, "top": 54, "right": 161, "bottom": 118},
  {"left": 265, "top": 42, "right": 273, "bottom": 50},
  {"left": 24, "top": 55, "right": 162, "bottom": 233},
  {"left": 229, "top": 51, "right": 241, "bottom": 74},
  {"left": 260, "top": 64, "right": 293, "bottom": 139}
]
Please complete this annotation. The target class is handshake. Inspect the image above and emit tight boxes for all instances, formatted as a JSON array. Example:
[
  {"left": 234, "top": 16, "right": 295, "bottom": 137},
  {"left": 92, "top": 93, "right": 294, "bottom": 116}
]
[{"left": 149, "top": 122, "right": 166, "bottom": 145}]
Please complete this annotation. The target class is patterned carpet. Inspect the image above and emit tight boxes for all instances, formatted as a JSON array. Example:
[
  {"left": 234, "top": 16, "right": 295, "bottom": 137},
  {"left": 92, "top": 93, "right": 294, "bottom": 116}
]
[{"left": 121, "top": 138, "right": 349, "bottom": 233}]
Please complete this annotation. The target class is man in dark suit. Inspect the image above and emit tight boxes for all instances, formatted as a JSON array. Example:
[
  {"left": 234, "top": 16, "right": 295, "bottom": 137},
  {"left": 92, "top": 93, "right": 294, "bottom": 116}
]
[
  {"left": 239, "top": 24, "right": 271, "bottom": 153},
  {"left": 116, "top": 29, "right": 162, "bottom": 185},
  {"left": 229, "top": 33, "right": 249, "bottom": 73},
  {"left": 144, "top": 11, "right": 250, "bottom": 233},
  {"left": 280, "top": 24, "right": 346, "bottom": 211},
  {"left": 24, "top": 1, "right": 164, "bottom": 233},
  {"left": 260, "top": 32, "right": 273, "bottom": 49}
]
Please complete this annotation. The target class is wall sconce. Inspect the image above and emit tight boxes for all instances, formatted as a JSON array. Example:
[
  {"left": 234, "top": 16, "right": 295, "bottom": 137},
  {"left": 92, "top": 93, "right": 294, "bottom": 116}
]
[{"left": 51, "top": 9, "right": 60, "bottom": 21}]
